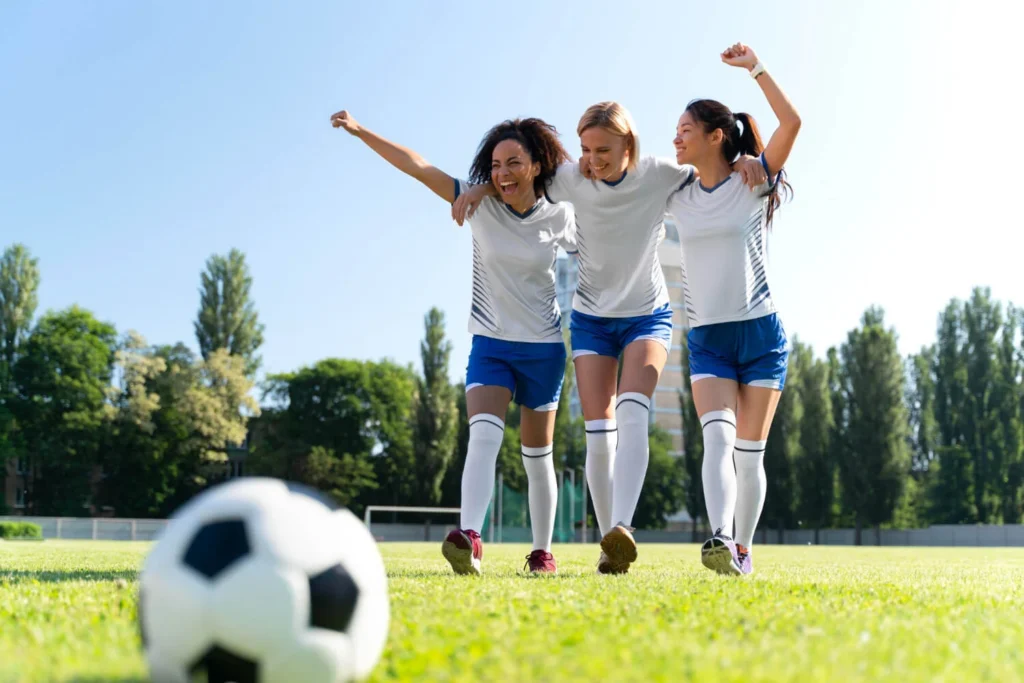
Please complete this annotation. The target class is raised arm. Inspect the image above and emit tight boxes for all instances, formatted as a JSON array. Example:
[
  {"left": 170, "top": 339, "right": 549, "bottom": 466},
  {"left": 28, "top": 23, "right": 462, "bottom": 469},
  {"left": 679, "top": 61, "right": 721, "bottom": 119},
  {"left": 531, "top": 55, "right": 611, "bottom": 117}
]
[
  {"left": 721, "top": 44, "right": 801, "bottom": 176},
  {"left": 330, "top": 110, "right": 456, "bottom": 203}
]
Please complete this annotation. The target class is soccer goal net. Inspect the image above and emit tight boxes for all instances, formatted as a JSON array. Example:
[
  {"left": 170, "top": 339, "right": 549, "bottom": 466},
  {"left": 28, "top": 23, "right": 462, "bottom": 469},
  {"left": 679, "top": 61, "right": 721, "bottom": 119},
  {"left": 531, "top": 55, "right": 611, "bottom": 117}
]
[{"left": 363, "top": 470, "right": 588, "bottom": 543}]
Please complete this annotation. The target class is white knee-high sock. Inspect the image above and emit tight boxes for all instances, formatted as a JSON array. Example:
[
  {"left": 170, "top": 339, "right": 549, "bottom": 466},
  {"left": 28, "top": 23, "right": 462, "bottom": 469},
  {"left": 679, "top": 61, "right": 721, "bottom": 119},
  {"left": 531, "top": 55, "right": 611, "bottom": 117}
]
[
  {"left": 734, "top": 439, "right": 767, "bottom": 548},
  {"left": 610, "top": 392, "right": 651, "bottom": 530},
  {"left": 522, "top": 444, "right": 557, "bottom": 551},
  {"left": 459, "top": 414, "right": 505, "bottom": 533},
  {"left": 585, "top": 418, "right": 617, "bottom": 537},
  {"left": 700, "top": 410, "right": 738, "bottom": 537}
]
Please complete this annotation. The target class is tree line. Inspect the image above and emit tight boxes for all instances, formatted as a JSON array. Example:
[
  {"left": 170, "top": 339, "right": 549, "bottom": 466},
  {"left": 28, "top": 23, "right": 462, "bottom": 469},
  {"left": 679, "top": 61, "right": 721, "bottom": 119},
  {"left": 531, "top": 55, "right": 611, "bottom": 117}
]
[
  {"left": 2, "top": 243, "right": 1021, "bottom": 537},
  {"left": 679, "top": 291, "right": 1024, "bottom": 543}
]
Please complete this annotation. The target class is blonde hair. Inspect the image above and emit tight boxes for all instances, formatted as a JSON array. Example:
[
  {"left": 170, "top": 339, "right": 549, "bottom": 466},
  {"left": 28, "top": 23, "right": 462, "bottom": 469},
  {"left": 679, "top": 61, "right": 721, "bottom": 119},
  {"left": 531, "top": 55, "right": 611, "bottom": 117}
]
[{"left": 576, "top": 101, "right": 640, "bottom": 170}]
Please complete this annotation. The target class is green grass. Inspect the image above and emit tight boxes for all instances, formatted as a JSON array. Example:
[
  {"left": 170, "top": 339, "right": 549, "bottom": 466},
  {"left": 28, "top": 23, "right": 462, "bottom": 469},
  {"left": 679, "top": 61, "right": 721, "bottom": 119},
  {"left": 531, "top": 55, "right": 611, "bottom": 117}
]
[{"left": 2, "top": 541, "right": 1024, "bottom": 682}]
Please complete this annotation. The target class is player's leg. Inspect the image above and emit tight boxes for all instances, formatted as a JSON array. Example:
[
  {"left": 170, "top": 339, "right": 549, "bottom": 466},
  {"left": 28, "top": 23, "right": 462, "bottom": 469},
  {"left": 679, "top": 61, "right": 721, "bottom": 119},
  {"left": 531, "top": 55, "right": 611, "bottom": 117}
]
[
  {"left": 516, "top": 342, "right": 565, "bottom": 574},
  {"left": 442, "top": 337, "right": 513, "bottom": 575},
  {"left": 592, "top": 305, "right": 673, "bottom": 573},
  {"left": 689, "top": 323, "right": 744, "bottom": 575},
  {"left": 693, "top": 377, "right": 742, "bottom": 575},
  {"left": 732, "top": 314, "right": 790, "bottom": 575},
  {"left": 608, "top": 307, "right": 673, "bottom": 536},
  {"left": 570, "top": 310, "right": 622, "bottom": 573},
  {"left": 732, "top": 385, "right": 781, "bottom": 575}
]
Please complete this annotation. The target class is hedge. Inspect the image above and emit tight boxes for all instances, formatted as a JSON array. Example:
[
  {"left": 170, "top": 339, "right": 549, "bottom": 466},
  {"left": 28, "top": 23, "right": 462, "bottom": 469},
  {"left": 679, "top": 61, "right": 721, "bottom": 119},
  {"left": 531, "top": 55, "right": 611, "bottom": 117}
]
[{"left": 0, "top": 521, "right": 43, "bottom": 539}]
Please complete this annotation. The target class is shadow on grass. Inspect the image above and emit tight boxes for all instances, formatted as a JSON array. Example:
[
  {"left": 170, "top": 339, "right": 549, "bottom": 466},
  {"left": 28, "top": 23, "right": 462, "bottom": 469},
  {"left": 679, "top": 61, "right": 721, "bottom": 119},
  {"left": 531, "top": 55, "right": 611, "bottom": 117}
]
[{"left": 0, "top": 569, "right": 139, "bottom": 584}]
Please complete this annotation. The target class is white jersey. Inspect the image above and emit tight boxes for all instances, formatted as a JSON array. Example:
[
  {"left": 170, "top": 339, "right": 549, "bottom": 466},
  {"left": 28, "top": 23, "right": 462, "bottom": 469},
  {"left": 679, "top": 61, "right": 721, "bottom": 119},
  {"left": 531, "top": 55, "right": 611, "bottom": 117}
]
[
  {"left": 456, "top": 179, "right": 577, "bottom": 343},
  {"left": 545, "top": 156, "right": 694, "bottom": 318},
  {"left": 666, "top": 156, "right": 778, "bottom": 328}
]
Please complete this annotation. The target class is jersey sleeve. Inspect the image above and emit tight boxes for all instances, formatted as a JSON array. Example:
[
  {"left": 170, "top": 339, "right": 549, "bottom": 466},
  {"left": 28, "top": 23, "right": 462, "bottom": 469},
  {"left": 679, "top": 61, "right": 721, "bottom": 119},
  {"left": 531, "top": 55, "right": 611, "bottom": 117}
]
[
  {"left": 453, "top": 178, "right": 470, "bottom": 200},
  {"left": 544, "top": 161, "right": 579, "bottom": 204},
  {"left": 649, "top": 156, "right": 696, "bottom": 195}
]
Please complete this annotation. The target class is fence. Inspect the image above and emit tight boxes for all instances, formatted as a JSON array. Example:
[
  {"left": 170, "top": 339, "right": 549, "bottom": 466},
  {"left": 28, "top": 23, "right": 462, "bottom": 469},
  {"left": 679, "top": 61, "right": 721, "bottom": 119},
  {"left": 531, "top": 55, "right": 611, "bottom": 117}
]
[
  {"left": 0, "top": 516, "right": 167, "bottom": 541},
  {"left": 4, "top": 514, "right": 1024, "bottom": 547}
]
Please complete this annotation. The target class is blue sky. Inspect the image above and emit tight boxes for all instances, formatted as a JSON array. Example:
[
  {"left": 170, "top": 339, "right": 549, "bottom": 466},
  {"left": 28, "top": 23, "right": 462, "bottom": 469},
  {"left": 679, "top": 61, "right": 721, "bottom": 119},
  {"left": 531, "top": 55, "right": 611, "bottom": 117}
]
[{"left": 1, "top": 1, "right": 1018, "bottom": 385}]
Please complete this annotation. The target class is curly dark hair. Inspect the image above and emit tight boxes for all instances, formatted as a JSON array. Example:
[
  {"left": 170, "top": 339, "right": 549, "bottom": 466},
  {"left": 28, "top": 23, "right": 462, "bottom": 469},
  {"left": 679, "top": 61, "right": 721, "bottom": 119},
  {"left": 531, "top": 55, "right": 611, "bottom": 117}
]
[
  {"left": 686, "top": 98, "right": 793, "bottom": 228},
  {"left": 468, "top": 118, "right": 570, "bottom": 197}
]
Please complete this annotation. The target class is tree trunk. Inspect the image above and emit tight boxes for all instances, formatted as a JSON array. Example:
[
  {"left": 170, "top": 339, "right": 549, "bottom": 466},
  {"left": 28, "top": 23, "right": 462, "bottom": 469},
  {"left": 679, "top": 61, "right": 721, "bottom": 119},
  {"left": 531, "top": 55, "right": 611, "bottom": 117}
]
[
  {"left": 854, "top": 518, "right": 863, "bottom": 546},
  {"left": 814, "top": 526, "right": 820, "bottom": 545},
  {"left": 875, "top": 525, "right": 882, "bottom": 546},
  {"left": 691, "top": 517, "right": 699, "bottom": 544},
  {"left": 777, "top": 520, "right": 784, "bottom": 545}
]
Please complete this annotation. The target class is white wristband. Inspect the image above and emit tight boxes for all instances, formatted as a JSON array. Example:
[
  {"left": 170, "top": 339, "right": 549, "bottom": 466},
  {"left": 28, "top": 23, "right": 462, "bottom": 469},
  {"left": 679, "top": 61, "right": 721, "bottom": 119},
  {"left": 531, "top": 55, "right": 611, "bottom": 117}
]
[{"left": 750, "top": 62, "right": 765, "bottom": 79}]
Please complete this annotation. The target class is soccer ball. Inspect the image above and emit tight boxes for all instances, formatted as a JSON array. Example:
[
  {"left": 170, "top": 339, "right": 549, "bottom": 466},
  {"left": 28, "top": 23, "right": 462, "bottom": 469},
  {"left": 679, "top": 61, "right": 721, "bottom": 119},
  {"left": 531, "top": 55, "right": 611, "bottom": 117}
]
[{"left": 138, "top": 478, "right": 389, "bottom": 683}]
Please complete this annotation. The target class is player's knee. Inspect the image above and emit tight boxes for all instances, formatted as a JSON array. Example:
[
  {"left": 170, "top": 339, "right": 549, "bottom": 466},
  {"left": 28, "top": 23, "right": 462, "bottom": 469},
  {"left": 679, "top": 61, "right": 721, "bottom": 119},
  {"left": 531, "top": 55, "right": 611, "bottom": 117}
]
[
  {"left": 468, "top": 414, "right": 505, "bottom": 451},
  {"left": 700, "top": 410, "right": 738, "bottom": 445}
]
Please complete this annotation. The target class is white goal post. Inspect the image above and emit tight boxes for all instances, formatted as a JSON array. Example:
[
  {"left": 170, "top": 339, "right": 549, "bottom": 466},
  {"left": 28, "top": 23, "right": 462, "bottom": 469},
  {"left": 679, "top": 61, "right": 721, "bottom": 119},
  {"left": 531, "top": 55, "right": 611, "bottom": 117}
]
[
  {"left": 363, "top": 506, "right": 474, "bottom": 542},
  {"left": 363, "top": 506, "right": 461, "bottom": 528}
]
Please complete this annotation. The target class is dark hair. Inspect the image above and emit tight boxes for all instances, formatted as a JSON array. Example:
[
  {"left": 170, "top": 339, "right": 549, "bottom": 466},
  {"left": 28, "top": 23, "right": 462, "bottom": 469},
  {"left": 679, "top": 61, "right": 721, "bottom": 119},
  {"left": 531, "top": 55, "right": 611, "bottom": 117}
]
[
  {"left": 685, "top": 99, "right": 793, "bottom": 227},
  {"left": 468, "top": 118, "right": 570, "bottom": 198}
]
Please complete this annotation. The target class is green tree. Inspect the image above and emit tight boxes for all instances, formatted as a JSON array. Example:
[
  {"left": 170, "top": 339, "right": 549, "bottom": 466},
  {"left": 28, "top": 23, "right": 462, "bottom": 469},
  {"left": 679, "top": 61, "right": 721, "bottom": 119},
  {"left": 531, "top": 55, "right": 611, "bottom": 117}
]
[
  {"left": 251, "top": 358, "right": 416, "bottom": 516},
  {"left": 795, "top": 347, "right": 834, "bottom": 542},
  {"left": 995, "top": 305, "right": 1023, "bottom": 522},
  {"left": 13, "top": 307, "right": 117, "bottom": 515},
  {"left": 762, "top": 339, "right": 804, "bottom": 541},
  {"left": 302, "top": 446, "right": 378, "bottom": 507},
  {"left": 836, "top": 307, "right": 911, "bottom": 544},
  {"left": 962, "top": 287, "right": 1002, "bottom": 522},
  {"left": 0, "top": 244, "right": 40, "bottom": 398},
  {"left": 904, "top": 346, "right": 939, "bottom": 526},
  {"left": 678, "top": 337, "right": 705, "bottom": 542},
  {"left": 413, "top": 308, "right": 458, "bottom": 505},
  {"left": 0, "top": 244, "right": 40, "bottom": 486},
  {"left": 439, "top": 382, "right": 470, "bottom": 508},
  {"left": 907, "top": 347, "right": 938, "bottom": 473},
  {"left": 826, "top": 347, "right": 850, "bottom": 527},
  {"left": 194, "top": 248, "right": 265, "bottom": 378},
  {"left": 99, "top": 334, "right": 175, "bottom": 516},
  {"left": 632, "top": 425, "right": 687, "bottom": 529},
  {"left": 100, "top": 340, "right": 260, "bottom": 516},
  {"left": 931, "top": 299, "right": 975, "bottom": 523}
]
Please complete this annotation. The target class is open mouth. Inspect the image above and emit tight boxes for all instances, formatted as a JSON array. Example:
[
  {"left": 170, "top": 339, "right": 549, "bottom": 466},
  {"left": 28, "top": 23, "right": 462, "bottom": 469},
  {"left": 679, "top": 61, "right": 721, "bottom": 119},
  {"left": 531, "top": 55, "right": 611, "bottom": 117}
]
[{"left": 499, "top": 180, "right": 519, "bottom": 196}]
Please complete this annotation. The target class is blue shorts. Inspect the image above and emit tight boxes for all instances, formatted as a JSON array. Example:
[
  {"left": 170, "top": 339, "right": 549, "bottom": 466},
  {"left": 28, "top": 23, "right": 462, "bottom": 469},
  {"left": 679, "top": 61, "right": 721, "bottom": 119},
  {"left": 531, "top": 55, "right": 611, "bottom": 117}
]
[
  {"left": 687, "top": 313, "right": 789, "bottom": 390},
  {"left": 465, "top": 335, "right": 566, "bottom": 411},
  {"left": 569, "top": 304, "right": 674, "bottom": 360}
]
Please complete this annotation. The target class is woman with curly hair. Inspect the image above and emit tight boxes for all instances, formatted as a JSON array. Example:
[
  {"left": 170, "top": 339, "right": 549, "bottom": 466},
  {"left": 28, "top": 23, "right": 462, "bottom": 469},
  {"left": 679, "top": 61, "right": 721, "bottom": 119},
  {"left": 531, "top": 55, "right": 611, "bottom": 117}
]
[{"left": 330, "top": 111, "right": 576, "bottom": 575}]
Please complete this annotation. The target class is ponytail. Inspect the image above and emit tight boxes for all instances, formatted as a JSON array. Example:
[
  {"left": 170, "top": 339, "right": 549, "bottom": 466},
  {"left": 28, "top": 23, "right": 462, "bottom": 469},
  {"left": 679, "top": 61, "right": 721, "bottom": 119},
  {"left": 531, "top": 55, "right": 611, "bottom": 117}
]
[{"left": 686, "top": 99, "right": 793, "bottom": 229}]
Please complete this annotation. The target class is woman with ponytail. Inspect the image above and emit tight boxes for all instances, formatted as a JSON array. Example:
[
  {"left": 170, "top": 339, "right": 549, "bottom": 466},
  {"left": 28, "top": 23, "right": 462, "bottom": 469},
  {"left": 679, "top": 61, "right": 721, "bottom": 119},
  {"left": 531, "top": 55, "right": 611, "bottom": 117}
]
[
  {"left": 330, "top": 111, "right": 577, "bottom": 575},
  {"left": 666, "top": 43, "right": 802, "bottom": 576}
]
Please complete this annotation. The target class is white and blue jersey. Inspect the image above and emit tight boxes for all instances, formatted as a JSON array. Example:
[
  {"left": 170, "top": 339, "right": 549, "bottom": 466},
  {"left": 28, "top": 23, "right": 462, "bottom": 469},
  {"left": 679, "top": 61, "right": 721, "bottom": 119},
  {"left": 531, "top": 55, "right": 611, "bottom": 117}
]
[
  {"left": 544, "top": 157, "right": 693, "bottom": 358},
  {"left": 666, "top": 154, "right": 789, "bottom": 389},
  {"left": 455, "top": 179, "right": 575, "bottom": 410},
  {"left": 545, "top": 156, "right": 693, "bottom": 318}
]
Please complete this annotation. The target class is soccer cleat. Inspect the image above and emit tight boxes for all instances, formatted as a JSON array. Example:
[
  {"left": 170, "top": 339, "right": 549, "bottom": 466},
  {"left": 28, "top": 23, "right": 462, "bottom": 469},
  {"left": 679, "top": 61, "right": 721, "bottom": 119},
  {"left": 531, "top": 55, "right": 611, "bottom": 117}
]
[
  {"left": 598, "top": 524, "right": 637, "bottom": 574},
  {"left": 524, "top": 549, "right": 557, "bottom": 574},
  {"left": 442, "top": 529, "right": 483, "bottom": 576},
  {"left": 596, "top": 551, "right": 625, "bottom": 575},
  {"left": 736, "top": 544, "right": 753, "bottom": 575},
  {"left": 701, "top": 528, "right": 742, "bottom": 576}
]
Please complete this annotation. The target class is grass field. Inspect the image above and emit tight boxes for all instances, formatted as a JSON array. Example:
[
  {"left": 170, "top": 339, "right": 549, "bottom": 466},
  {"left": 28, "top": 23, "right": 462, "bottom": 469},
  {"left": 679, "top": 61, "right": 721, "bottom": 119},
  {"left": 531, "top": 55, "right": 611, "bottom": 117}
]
[{"left": 2, "top": 540, "right": 1024, "bottom": 682}]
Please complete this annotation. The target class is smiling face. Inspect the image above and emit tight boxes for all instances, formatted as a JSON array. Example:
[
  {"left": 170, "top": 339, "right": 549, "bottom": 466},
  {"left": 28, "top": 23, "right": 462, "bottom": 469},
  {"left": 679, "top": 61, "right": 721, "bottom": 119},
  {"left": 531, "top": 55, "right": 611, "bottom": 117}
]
[
  {"left": 491, "top": 138, "right": 540, "bottom": 205},
  {"left": 674, "top": 110, "right": 722, "bottom": 166},
  {"left": 580, "top": 126, "right": 630, "bottom": 182}
]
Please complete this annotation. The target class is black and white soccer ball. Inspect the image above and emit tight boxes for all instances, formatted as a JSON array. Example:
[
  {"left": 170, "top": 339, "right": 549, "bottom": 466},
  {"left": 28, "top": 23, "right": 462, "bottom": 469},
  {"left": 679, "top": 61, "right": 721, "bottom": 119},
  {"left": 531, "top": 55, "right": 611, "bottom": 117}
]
[{"left": 138, "top": 478, "right": 389, "bottom": 683}]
